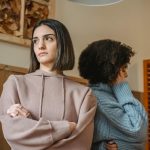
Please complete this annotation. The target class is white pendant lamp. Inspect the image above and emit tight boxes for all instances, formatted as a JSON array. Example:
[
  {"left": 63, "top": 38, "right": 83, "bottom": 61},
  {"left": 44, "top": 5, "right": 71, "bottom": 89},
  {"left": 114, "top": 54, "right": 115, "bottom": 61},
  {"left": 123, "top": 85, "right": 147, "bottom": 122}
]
[{"left": 68, "top": 0, "right": 124, "bottom": 6}]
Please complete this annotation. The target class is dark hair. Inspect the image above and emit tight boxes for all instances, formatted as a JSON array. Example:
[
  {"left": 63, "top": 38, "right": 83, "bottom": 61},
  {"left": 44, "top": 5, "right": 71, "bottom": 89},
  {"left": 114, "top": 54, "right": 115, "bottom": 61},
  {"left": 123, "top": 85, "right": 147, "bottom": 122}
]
[
  {"left": 78, "top": 39, "right": 135, "bottom": 84},
  {"left": 29, "top": 19, "right": 75, "bottom": 72}
]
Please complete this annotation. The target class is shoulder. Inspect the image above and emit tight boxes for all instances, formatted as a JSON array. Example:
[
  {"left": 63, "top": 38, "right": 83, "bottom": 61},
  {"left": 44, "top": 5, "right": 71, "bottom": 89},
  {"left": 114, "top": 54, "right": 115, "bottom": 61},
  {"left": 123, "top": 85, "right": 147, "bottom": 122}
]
[
  {"left": 4, "top": 74, "right": 28, "bottom": 86},
  {"left": 5, "top": 74, "right": 22, "bottom": 82},
  {"left": 7, "top": 74, "right": 27, "bottom": 81},
  {"left": 64, "top": 76, "right": 96, "bottom": 105},
  {"left": 2, "top": 74, "right": 25, "bottom": 93},
  {"left": 64, "top": 76, "right": 94, "bottom": 96}
]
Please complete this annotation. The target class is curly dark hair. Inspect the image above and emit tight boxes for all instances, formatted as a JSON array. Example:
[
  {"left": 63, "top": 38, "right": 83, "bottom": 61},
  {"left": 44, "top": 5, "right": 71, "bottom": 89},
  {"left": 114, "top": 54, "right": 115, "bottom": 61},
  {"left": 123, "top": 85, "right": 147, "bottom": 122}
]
[{"left": 78, "top": 39, "right": 135, "bottom": 84}]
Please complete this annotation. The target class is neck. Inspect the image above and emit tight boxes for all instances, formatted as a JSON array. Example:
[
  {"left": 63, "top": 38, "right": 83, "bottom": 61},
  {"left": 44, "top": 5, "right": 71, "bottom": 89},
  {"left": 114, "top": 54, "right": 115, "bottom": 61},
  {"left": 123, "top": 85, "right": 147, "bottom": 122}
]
[{"left": 40, "top": 65, "right": 63, "bottom": 75}]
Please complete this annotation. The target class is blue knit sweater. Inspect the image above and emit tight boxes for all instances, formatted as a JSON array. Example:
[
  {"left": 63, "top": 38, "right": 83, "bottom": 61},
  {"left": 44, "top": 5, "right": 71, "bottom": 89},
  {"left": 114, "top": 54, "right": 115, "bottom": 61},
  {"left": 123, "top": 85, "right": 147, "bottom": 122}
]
[{"left": 90, "top": 82, "right": 148, "bottom": 150}]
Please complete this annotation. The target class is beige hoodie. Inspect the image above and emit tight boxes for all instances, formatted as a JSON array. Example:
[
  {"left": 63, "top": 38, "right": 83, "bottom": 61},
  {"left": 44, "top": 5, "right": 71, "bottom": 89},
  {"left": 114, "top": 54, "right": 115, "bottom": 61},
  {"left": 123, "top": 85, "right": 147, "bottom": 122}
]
[{"left": 0, "top": 69, "right": 97, "bottom": 150}]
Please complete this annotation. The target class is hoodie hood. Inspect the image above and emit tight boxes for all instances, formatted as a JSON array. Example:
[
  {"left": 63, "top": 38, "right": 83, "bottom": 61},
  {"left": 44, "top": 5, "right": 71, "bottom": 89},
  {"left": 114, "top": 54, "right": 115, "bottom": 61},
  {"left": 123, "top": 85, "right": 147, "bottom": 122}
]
[{"left": 30, "top": 69, "right": 64, "bottom": 77}]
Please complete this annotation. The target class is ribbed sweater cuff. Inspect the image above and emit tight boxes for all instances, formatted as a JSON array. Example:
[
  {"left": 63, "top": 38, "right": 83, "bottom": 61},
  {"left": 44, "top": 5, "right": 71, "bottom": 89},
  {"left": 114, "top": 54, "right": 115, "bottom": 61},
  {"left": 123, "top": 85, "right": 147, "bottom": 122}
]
[{"left": 112, "top": 81, "right": 134, "bottom": 105}]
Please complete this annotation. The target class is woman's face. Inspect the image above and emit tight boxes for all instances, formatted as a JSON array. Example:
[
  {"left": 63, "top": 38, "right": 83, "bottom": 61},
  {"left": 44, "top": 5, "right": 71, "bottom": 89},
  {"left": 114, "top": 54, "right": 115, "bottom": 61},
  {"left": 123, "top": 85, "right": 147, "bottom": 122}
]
[
  {"left": 121, "top": 64, "right": 128, "bottom": 78},
  {"left": 112, "top": 64, "right": 128, "bottom": 84},
  {"left": 32, "top": 25, "right": 57, "bottom": 70}
]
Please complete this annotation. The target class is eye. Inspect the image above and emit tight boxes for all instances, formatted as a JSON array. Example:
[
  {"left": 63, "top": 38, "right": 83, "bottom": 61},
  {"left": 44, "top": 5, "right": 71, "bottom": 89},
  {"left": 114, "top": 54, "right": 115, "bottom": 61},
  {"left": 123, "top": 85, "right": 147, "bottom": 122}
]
[
  {"left": 32, "top": 38, "right": 39, "bottom": 45},
  {"left": 124, "top": 64, "right": 128, "bottom": 69},
  {"left": 44, "top": 35, "right": 55, "bottom": 41}
]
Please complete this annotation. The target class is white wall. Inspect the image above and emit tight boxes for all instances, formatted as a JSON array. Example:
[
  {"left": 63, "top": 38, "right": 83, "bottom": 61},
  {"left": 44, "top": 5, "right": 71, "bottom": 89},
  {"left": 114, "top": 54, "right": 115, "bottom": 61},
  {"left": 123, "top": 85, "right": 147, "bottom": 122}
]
[
  {"left": 0, "top": 0, "right": 150, "bottom": 91},
  {"left": 0, "top": 41, "right": 30, "bottom": 68}
]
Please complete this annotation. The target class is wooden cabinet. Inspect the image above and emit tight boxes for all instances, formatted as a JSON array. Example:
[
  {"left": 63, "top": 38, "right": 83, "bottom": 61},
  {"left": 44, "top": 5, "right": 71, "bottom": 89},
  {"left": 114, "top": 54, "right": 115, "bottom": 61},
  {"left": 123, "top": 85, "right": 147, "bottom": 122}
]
[
  {"left": 143, "top": 59, "right": 150, "bottom": 150},
  {"left": 0, "top": 64, "right": 27, "bottom": 150}
]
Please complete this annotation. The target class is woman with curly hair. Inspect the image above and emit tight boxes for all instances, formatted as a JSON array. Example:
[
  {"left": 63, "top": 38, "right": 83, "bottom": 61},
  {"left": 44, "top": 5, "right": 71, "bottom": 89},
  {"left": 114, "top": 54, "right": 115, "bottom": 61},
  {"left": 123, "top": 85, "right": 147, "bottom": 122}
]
[{"left": 78, "top": 39, "right": 148, "bottom": 150}]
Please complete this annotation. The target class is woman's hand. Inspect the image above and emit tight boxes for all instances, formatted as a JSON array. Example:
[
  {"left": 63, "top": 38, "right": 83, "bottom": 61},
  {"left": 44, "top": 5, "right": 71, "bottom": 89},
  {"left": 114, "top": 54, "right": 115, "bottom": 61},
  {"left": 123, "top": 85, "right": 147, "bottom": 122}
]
[
  {"left": 106, "top": 141, "right": 118, "bottom": 150},
  {"left": 7, "top": 104, "right": 31, "bottom": 118},
  {"left": 69, "top": 122, "right": 76, "bottom": 132}
]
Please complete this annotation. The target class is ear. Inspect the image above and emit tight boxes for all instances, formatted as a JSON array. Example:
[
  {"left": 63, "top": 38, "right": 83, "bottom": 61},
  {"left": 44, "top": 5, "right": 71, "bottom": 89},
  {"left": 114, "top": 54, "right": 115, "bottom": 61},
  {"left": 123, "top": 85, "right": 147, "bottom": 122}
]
[
  {"left": 117, "top": 68, "right": 123, "bottom": 78},
  {"left": 120, "top": 67, "right": 128, "bottom": 78}
]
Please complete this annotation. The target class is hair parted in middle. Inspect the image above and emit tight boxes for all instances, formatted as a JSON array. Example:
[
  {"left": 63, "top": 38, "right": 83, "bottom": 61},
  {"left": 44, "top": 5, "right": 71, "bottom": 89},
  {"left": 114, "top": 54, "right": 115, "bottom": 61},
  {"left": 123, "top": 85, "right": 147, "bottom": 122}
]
[
  {"left": 78, "top": 39, "right": 135, "bottom": 84},
  {"left": 29, "top": 19, "right": 75, "bottom": 73}
]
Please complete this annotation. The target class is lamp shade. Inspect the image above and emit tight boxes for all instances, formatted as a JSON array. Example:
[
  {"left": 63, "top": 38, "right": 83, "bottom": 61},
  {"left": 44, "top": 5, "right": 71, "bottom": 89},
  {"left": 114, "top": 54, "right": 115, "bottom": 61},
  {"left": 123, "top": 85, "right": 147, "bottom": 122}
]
[{"left": 68, "top": 0, "right": 124, "bottom": 6}]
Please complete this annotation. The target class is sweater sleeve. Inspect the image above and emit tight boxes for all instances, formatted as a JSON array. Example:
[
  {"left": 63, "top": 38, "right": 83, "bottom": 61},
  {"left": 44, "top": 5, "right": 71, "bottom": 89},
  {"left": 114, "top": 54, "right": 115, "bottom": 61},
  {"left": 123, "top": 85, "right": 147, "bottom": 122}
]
[
  {"left": 0, "top": 75, "right": 71, "bottom": 150},
  {"left": 51, "top": 88, "right": 97, "bottom": 149},
  {"left": 112, "top": 82, "right": 148, "bottom": 132},
  {"left": 95, "top": 82, "right": 147, "bottom": 136}
]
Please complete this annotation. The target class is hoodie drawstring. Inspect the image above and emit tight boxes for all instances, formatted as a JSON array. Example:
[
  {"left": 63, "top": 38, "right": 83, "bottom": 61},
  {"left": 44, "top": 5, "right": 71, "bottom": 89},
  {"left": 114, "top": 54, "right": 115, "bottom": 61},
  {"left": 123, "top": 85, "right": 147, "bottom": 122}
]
[
  {"left": 39, "top": 74, "right": 45, "bottom": 118},
  {"left": 38, "top": 73, "right": 65, "bottom": 120},
  {"left": 61, "top": 77, "right": 65, "bottom": 120}
]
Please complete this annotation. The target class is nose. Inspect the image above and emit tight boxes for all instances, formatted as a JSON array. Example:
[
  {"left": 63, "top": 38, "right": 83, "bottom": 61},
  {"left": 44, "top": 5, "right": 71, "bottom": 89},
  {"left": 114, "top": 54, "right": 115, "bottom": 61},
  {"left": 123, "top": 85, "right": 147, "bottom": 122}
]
[{"left": 38, "top": 38, "right": 46, "bottom": 50}]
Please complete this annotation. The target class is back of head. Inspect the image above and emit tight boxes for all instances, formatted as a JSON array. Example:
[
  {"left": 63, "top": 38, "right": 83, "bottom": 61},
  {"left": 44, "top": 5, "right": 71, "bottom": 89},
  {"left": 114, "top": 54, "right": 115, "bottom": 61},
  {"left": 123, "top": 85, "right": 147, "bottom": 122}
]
[
  {"left": 29, "top": 19, "right": 75, "bottom": 73},
  {"left": 78, "top": 39, "right": 134, "bottom": 84}
]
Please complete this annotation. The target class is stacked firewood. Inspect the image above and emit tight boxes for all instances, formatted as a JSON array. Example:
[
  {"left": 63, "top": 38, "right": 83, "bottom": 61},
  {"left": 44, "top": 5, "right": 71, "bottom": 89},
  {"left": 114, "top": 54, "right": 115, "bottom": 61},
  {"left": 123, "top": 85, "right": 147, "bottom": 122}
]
[
  {"left": 24, "top": 0, "right": 49, "bottom": 39},
  {"left": 0, "top": 0, "right": 21, "bottom": 36},
  {"left": 0, "top": 0, "right": 49, "bottom": 39}
]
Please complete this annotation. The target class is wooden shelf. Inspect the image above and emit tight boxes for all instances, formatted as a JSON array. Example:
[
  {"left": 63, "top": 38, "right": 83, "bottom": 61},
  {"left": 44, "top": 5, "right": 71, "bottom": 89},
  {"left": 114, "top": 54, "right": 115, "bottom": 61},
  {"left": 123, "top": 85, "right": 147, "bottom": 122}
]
[{"left": 0, "top": 33, "right": 31, "bottom": 47}]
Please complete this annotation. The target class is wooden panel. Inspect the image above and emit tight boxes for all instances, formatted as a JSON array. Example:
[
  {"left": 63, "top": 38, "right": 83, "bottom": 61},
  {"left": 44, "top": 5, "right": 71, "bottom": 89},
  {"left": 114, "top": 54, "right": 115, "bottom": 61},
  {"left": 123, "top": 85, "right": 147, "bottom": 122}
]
[
  {"left": 132, "top": 90, "right": 144, "bottom": 104},
  {"left": 67, "top": 76, "right": 88, "bottom": 85},
  {"left": 143, "top": 59, "right": 150, "bottom": 150}
]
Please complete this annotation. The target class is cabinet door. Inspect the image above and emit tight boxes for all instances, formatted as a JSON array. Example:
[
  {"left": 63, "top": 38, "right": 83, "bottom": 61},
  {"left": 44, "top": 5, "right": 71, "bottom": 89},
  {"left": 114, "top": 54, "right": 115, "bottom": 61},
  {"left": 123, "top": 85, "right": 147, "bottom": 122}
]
[{"left": 143, "top": 59, "right": 150, "bottom": 150}]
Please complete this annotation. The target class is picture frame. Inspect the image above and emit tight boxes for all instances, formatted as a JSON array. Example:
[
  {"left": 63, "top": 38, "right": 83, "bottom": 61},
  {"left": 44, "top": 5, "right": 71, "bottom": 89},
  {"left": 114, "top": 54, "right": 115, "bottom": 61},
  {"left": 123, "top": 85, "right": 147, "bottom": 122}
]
[{"left": 0, "top": 0, "right": 55, "bottom": 47}]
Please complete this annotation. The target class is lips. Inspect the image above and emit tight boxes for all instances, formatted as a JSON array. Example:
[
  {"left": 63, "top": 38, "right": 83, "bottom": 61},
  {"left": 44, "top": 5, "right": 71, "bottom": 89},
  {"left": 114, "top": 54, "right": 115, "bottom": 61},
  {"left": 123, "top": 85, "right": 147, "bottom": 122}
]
[{"left": 38, "top": 52, "right": 48, "bottom": 57}]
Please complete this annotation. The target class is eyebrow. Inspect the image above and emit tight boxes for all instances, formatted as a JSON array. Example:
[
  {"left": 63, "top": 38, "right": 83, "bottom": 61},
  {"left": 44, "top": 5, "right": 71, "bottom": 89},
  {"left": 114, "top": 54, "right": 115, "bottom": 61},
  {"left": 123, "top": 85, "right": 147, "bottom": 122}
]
[{"left": 32, "top": 33, "right": 55, "bottom": 39}]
